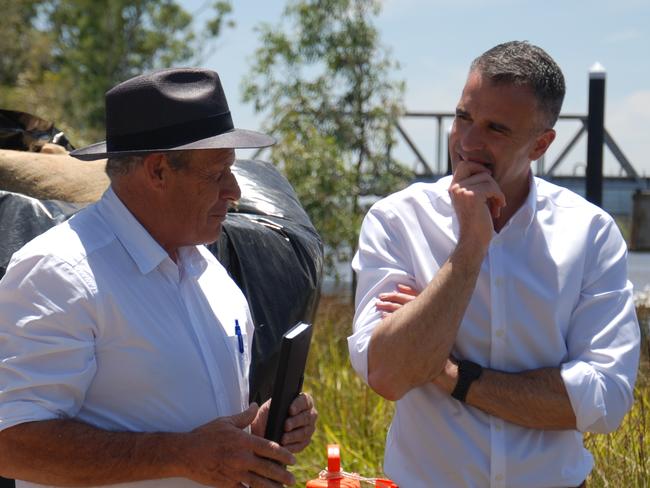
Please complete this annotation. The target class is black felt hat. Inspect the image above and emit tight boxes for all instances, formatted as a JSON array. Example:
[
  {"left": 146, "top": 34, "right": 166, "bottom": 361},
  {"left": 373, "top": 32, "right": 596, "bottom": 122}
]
[{"left": 70, "top": 68, "right": 274, "bottom": 161}]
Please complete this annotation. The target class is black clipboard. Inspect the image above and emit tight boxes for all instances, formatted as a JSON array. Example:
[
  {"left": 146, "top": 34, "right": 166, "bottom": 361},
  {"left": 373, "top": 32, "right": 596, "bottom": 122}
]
[{"left": 264, "top": 321, "right": 313, "bottom": 443}]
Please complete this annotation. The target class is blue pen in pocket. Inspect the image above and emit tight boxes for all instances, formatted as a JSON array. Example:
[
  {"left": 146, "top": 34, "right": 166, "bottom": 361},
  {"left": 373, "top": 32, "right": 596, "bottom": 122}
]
[{"left": 235, "top": 319, "right": 244, "bottom": 354}]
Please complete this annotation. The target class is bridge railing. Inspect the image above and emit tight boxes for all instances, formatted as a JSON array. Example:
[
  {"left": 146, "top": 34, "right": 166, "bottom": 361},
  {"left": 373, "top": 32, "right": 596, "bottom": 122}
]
[{"left": 396, "top": 111, "right": 643, "bottom": 185}]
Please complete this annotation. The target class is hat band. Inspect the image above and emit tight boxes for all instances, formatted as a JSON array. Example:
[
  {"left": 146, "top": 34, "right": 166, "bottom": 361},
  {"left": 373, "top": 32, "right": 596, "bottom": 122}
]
[{"left": 106, "top": 111, "right": 234, "bottom": 152}]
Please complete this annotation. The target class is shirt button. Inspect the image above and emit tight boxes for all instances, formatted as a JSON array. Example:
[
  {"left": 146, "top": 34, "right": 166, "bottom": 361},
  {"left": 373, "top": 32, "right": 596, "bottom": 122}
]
[
  {"left": 494, "top": 277, "right": 504, "bottom": 287},
  {"left": 494, "top": 423, "right": 502, "bottom": 431},
  {"left": 496, "top": 329, "right": 505, "bottom": 338},
  {"left": 495, "top": 474, "right": 504, "bottom": 482}
]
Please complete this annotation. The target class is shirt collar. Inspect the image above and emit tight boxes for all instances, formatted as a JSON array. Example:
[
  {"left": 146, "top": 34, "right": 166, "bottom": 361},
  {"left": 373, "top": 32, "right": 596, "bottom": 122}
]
[
  {"left": 97, "top": 187, "right": 169, "bottom": 275},
  {"left": 178, "top": 246, "right": 209, "bottom": 278}
]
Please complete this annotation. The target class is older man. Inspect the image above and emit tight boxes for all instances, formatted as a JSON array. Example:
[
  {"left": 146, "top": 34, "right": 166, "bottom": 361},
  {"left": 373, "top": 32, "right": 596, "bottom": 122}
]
[
  {"left": 0, "top": 68, "right": 316, "bottom": 487},
  {"left": 348, "top": 41, "right": 640, "bottom": 487}
]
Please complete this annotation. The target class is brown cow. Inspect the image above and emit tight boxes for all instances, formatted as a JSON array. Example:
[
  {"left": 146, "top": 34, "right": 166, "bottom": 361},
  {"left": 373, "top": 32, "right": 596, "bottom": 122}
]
[{"left": 0, "top": 149, "right": 108, "bottom": 203}]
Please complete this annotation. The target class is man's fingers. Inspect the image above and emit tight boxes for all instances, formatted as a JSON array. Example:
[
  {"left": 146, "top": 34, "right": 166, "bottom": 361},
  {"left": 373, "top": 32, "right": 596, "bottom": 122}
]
[
  {"left": 227, "top": 403, "right": 259, "bottom": 429},
  {"left": 396, "top": 284, "right": 418, "bottom": 296},
  {"left": 287, "top": 392, "right": 313, "bottom": 416},
  {"left": 281, "top": 422, "right": 316, "bottom": 452},
  {"left": 488, "top": 198, "right": 503, "bottom": 219},
  {"left": 450, "top": 172, "right": 502, "bottom": 203},
  {"left": 250, "top": 400, "right": 271, "bottom": 437},
  {"left": 450, "top": 176, "right": 506, "bottom": 210},
  {"left": 451, "top": 163, "right": 506, "bottom": 211},
  {"left": 250, "top": 436, "right": 296, "bottom": 466},
  {"left": 187, "top": 414, "right": 298, "bottom": 487},
  {"left": 276, "top": 392, "right": 317, "bottom": 454},
  {"left": 282, "top": 438, "right": 311, "bottom": 454},
  {"left": 377, "top": 285, "right": 419, "bottom": 315},
  {"left": 378, "top": 291, "right": 416, "bottom": 305},
  {"left": 376, "top": 301, "right": 402, "bottom": 313},
  {"left": 452, "top": 160, "right": 493, "bottom": 181},
  {"left": 453, "top": 170, "right": 494, "bottom": 187},
  {"left": 284, "top": 407, "right": 316, "bottom": 432},
  {"left": 244, "top": 456, "right": 295, "bottom": 487}
]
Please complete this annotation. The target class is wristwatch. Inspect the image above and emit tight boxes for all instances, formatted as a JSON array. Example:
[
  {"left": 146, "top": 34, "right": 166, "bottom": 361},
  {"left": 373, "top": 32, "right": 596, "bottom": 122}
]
[{"left": 451, "top": 359, "right": 483, "bottom": 403}]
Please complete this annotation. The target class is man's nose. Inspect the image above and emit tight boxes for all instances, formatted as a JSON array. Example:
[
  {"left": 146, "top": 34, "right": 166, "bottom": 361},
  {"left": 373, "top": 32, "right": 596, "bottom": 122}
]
[
  {"left": 460, "top": 124, "right": 486, "bottom": 152},
  {"left": 223, "top": 172, "right": 242, "bottom": 202}
]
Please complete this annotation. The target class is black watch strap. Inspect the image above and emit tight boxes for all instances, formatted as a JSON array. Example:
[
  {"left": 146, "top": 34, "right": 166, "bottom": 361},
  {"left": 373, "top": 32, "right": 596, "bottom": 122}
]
[{"left": 451, "top": 360, "right": 483, "bottom": 403}]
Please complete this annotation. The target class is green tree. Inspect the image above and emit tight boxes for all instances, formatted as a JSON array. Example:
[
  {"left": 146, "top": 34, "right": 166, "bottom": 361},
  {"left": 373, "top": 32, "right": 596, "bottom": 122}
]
[
  {"left": 0, "top": 0, "right": 233, "bottom": 146},
  {"left": 0, "top": 0, "right": 42, "bottom": 86},
  {"left": 243, "top": 0, "right": 411, "bottom": 279},
  {"left": 0, "top": 0, "right": 53, "bottom": 112}
]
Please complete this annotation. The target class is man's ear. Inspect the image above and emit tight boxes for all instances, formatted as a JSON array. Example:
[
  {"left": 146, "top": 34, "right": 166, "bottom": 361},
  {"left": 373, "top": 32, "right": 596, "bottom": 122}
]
[
  {"left": 529, "top": 129, "right": 556, "bottom": 162},
  {"left": 141, "top": 153, "right": 169, "bottom": 191}
]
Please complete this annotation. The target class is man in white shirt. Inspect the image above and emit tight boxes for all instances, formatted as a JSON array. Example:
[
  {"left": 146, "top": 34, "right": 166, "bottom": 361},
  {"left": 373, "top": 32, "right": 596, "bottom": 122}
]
[
  {"left": 0, "top": 68, "right": 317, "bottom": 487},
  {"left": 348, "top": 41, "right": 640, "bottom": 487}
]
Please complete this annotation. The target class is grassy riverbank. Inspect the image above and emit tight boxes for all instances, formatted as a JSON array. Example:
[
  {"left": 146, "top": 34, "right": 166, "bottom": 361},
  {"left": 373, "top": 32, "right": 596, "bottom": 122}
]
[{"left": 291, "top": 297, "right": 650, "bottom": 486}]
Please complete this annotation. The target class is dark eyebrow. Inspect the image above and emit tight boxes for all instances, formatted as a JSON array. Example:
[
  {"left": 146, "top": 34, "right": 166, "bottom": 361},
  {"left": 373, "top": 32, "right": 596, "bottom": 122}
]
[{"left": 455, "top": 108, "right": 470, "bottom": 117}]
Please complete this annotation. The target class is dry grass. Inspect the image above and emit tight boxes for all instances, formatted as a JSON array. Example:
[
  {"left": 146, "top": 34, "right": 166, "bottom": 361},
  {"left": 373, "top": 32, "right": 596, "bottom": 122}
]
[
  {"left": 292, "top": 296, "right": 393, "bottom": 483},
  {"left": 585, "top": 304, "right": 650, "bottom": 487},
  {"left": 291, "top": 298, "right": 650, "bottom": 486}
]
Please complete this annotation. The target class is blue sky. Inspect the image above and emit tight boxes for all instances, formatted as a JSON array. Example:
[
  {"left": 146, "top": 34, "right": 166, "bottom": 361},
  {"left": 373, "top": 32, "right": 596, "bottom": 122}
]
[{"left": 181, "top": 0, "right": 650, "bottom": 177}]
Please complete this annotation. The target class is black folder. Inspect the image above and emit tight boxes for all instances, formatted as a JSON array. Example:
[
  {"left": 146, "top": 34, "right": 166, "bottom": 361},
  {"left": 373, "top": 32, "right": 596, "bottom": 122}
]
[{"left": 264, "top": 321, "right": 313, "bottom": 443}]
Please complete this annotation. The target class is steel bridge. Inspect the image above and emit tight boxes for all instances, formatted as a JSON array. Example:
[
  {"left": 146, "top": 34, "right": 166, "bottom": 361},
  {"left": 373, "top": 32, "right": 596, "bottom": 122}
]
[{"left": 396, "top": 111, "right": 643, "bottom": 184}]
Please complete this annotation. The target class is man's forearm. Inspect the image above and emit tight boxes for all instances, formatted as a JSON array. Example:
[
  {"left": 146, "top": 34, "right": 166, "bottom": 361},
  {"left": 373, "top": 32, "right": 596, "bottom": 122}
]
[
  {"left": 0, "top": 419, "right": 183, "bottom": 485},
  {"left": 367, "top": 240, "right": 486, "bottom": 400},
  {"left": 436, "top": 363, "right": 576, "bottom": 430}
]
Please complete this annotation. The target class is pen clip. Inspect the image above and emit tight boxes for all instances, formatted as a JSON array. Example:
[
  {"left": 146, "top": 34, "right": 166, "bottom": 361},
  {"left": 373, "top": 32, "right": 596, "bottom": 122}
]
[{"left": 235, "top": 319, "right": 244, "bottom": 354}]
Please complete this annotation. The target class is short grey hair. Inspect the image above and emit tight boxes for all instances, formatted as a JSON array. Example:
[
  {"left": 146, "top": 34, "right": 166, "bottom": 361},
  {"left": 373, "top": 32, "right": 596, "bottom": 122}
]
[
  {"left": 105, "top": 155, "right": 144, "bottom": 180},
  {"left": 105, "top": 151, "right": 190, "bottom": 180},
  {"left": 470, "top": 41, "right": 566, "bottom": 129}
]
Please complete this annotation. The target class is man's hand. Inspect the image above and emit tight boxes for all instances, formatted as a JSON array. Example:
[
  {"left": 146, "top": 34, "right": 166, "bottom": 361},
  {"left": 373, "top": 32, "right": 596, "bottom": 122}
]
[
  {"left": 376, "top": 284, "right": 418, "bottom": 317},
  {"left": 252, "top": 393, "right": 318, "bottom": 453},
  {"left": 431, "top": 356, "right": 460, "bottom": 393},
  {"left": 449, "top": 160, "right": 505, "bottom": 246},
  {"left": 181, "top": 403, "right": 297, "bottom": 487}
]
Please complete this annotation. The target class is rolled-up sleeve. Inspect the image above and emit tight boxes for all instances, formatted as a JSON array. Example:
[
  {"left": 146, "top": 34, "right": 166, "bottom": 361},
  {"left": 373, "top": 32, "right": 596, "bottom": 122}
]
[
  {"left": 0, "top": 252, "right": 97, "bottom": 431},
  {"left": 561, "top": 217, "right": 640, "bottom": 433},
  {"left": 347, "top": 205, "right": 416, "bottom": 383}
]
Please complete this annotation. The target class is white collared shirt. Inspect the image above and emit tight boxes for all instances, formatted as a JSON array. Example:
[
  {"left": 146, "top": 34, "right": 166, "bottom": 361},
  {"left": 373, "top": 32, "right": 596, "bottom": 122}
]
[
  {"left": 348, "top": 175, "right": 640, "bottom": 488},
  {"left": 0, "top": 187, "right": 253, "bottom": 487}
]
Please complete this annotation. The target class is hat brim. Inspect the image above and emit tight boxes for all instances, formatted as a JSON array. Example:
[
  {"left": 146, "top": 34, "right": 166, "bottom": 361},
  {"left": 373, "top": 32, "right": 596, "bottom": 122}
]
[{"left": 70, "top": 128, "right": 275, "bottom": 161}]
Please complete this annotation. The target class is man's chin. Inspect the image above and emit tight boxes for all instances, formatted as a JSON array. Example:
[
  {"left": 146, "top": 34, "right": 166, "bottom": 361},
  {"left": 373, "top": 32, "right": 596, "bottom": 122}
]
[
  {"left": 195, "top": 226, "right": 223, "bottom": 246},
  {"left": 205, "top": 229, "right": 222, "bottom": 245}
]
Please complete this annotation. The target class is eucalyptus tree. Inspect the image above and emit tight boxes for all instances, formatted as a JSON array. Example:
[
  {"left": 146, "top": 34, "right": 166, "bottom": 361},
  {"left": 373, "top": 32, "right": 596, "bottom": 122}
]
[{"left": 244, "top": 0, "right": 410, "bottom": 278}]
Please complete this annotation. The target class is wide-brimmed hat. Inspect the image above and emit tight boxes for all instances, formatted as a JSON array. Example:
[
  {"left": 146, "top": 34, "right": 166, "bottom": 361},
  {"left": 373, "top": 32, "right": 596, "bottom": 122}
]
[{"left": 70, "top": 68, "right": 274, "bottom": 161}]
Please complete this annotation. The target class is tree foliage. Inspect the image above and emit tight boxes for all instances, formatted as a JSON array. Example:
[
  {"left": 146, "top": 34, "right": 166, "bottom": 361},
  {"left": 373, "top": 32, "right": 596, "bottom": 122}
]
[
  {"left": 243, "top": 0, "right": 411, "bottom": 277},
  {"left": 0, "top": 0, "right": 42, "bottom": 86},
  {"left": 0, "top": 0, "right": 233, "bottom": 145}
]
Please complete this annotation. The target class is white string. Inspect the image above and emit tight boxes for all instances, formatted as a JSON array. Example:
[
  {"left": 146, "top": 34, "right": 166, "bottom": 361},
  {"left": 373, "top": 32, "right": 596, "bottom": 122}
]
[{"left": 318, "top": 469, "right": 384, "bottom": 485}]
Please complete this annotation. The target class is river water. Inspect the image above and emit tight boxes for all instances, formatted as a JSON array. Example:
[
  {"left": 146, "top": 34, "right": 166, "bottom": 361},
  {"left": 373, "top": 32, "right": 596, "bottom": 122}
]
[{"left": 629, "top": 252, "right": 650, "bottom": 294}]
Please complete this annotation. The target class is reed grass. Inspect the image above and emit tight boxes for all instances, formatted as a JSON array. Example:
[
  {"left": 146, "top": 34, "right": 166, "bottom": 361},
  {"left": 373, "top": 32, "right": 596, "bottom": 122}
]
[
  {"left": 291, "top": 298, "right": 650, "bottom": 487},
  {"left": 585, "top": 303, "right": 650, "bottom": 487}
]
